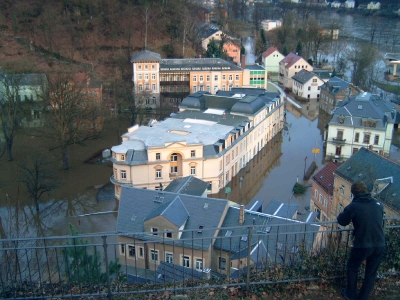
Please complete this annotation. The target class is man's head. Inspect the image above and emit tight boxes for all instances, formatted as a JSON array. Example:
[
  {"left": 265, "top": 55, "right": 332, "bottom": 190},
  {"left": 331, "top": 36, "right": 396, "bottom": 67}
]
[{"left": 351, "top": 181, "right": 368, "bottom": 196}]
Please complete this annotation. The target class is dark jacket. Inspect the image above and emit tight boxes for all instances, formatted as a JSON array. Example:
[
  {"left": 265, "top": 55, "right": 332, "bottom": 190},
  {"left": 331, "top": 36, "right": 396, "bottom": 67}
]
[{"left": 337, "top": 193, "right": 385, "bottom": 248}]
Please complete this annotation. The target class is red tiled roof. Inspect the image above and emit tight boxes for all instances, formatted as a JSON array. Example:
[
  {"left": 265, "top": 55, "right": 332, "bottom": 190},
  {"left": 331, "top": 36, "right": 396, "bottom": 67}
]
[
  {"left": 280, "top": 52, "right": 308, "bottom": 69},
  {"left": 262, "top": 46, "right": 280, "bottom": 58},
  {"left": 312, "top": 162, "right": 339, "bottom": 196}
]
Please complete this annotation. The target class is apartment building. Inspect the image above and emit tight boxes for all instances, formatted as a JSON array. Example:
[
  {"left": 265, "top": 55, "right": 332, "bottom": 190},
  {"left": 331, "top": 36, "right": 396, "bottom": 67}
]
[
  {"left": 110, "top": 88, "right": 285, "bottom": 199},
  {"left": 131, "top": 50, "right": 244, "bottom": 109},
  {"left": 279, "top": 53, "right": 313, "bottom": 90},
  {"left": 325, "top": 92, "right": 395, "bottom": 162}
]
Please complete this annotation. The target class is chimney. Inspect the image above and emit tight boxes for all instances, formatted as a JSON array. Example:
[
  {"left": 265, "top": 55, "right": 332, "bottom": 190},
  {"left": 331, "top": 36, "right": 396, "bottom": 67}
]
[
  {"left": 241, "top": 54, "right": 246, "bottom": 69},
  {"left": 239, "top": 205, "right": 245, "bottom": 225}
]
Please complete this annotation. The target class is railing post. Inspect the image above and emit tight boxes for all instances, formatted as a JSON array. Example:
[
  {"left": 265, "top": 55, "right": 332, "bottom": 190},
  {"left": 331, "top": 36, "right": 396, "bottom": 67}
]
[
  {"left": 246, "top": 226, "right": 253, "bottom": 295},
  {"left": 102, "top": 236, "right": 112, "bottom": 300}
]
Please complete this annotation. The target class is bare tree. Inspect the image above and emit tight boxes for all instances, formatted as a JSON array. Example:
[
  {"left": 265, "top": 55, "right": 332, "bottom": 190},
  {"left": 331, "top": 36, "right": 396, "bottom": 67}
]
[
  {"left": 0, "top": 71, "right": 28, "bottom": 161},
  {"left": 18, "top": 152, "right": 59, "bottom": 211},
  {"left": 39, "top": 73, "right": 102, "bottom": 170}
]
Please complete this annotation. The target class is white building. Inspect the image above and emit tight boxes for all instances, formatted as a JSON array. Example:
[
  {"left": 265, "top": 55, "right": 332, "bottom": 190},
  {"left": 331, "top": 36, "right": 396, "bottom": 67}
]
[
  {"left": 325, "top": 92, "right": 396, "bottom": 162},
  {"left": 367, "top": 1, "right": 380, "bottom": 9},
  {"left": 110, "top": 88, "right": 285, "bottom": 199},
  {"left": 292, "top": 70, "right": 324, "bottom": 100},
  {"left": 278, "top": 52, "right": 313, "bottom": 90},
  {"left": 261, "top": 20, "right": 282, "bottom": 32},
  {"left": 344, "top": 0, "right": 355, "bottom": 8},
  {"left": 330, "top": 1, "right": 341, "bottom": 8}
]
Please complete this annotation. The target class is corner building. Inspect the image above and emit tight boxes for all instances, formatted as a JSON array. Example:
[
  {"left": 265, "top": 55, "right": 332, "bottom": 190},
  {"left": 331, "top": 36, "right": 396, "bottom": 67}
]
[{"left": 111, "top": 88, "right": 285, "bottom": 199}]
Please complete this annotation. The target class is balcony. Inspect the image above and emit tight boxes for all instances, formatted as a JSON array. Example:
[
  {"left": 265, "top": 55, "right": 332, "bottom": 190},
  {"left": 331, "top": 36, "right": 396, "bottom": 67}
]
[
  {"left": 110, "top": 175, "right": 130, "bottom": 185},
  {"left": 160, "top": 81, "right": 190, "bottom": 86},
  {"left": 1, "top": 220, "right": 398, "bottom": 298},
  {"left": 331, "top": 137, "right": 346, "bottom": 145}
]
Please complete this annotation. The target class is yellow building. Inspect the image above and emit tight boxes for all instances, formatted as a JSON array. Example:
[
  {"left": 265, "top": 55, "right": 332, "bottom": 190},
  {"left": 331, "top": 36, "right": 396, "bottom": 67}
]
[{"left": 111, "top": 88, "right": 285, "bottom": 199}]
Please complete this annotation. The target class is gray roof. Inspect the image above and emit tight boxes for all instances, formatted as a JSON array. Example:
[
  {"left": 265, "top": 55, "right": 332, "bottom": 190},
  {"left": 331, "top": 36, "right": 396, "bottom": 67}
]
[
  {"left": 160, "top": 58, "right": 242, "bottom": 71},
  {"left": 144, "top": 196, "right": 189, "bottom": 228},
  {"left": 163, "top": 176, "right": 209, "bottom": 196},
  {"left": 245, "top": 64, "right": 265, "bottom": 71},
  {"left": 214, "top": 206, "right": 320, "bottom": 263},
  {"left": 131, "top": 50, "right": 162, "bottom": 62},
  {"left": 320, "top": 76, "right": 351, "bottom": 95},
  {"left": 335, "top": 147, "right": 400, "bottom": 212},
  {"left": 313, "top": 69, "right": 332, "bottom": 80},
  {"left": 117, "top": 186, "right": 229, "bottom": 250},
  {"left": 156, "top": 262, "right": 203, "bottom": 283},
  {"left": 329, "top": 92, "right": 395, "bottom": 129},
  {"left": 291, "top": 69, "right": 319, "bottom": 84},
  {"left": 263, "top": 200, "right": 299, "bottom": 218}
]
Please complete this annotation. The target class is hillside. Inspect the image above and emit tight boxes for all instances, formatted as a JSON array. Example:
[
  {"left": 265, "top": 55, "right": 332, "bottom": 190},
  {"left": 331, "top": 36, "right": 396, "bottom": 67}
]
[{"left": 0, "top": 0, "right": 204, "bottom": 80}]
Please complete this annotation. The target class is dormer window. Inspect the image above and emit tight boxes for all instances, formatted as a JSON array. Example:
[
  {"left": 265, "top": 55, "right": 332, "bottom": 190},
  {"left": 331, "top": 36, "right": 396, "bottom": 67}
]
[
  {"left": 152, "top": 228, "right": 158, "bottom": 236},
  {"left": 121, "top": 154, "right": 125, "bottom": 161}
]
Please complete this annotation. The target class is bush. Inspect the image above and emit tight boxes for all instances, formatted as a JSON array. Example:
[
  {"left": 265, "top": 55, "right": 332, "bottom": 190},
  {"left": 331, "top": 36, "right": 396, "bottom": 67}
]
[{"left": 293, "top": 183, "right": 306, "bottom": 195}]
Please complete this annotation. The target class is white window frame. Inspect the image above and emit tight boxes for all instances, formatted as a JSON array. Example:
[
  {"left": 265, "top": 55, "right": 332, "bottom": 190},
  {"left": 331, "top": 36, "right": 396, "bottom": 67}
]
[
  {"left": 171, "top": 154, "right": 178, "bottom": 161},
  {"left": 165, "top": 252, "right": 174, "bottom": 264},
  {"left": 190, "top": 166, "right": 196, "bottom": 175},
  {"left": 156, "top": 169, "right": 162, "bottom": 178},
  {"left": 191, "top": 150, "right": 196, "bottom": 157},
  {"left": 120, "top": 244, "right": 125, "bottom": 255},
  {"left": 150, "top": 249, "right": 159, "bottom": 262},
  {"left": 156, "top": 153, "right": 160, "bottom": 160},
  {"left": 182, "top": 255, "right": 190, "bottom": 268},
  {"left": 152, "top": 228, "right": 158, "bottom": 235},
  {"left": 121, "top": 170, "right": 127, "bottom": 180},
  {"left": 195, "top": 258, "right": 203, "bottom": 270},
  {"left": 128, "top": 245, "right": 136, "bottom": 258}
]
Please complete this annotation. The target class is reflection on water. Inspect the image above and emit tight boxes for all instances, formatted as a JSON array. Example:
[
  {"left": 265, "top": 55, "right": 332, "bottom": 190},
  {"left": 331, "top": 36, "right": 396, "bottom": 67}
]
[{"left": 210, "top": 132, "right": 283, "bottom": 205}]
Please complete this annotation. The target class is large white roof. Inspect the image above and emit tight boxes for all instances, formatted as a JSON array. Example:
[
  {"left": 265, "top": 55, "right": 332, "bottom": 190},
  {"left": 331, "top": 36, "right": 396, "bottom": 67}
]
[{"left": 112, "top": 118, "right": 234, "bottom": 152}]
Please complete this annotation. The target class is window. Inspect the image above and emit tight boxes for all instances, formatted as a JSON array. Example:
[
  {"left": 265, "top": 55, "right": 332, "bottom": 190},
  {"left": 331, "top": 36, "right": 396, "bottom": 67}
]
[
  {"left": 337, "top": 130, "right": 343, "bottom": 140},
  {"left": 121, "top": 170, "right": 126, "bottom": 179},
  {"left": 193, "top": 76, "right": 197, "bottom": 82},
  {"left": 139, "top": 84, "right": 143, "bottom": 91},
  {"left": 219, "top": 257, "right": 226, "bottom": 270},
  {"left": 139, "top": 247, "right": 144, "bottom": 258},
  {"left": 313, "top": 79, "right": 317, "bottom": 83},
  {"left": 353, "top": 147, "right": 359, "bottom": 154},
  {"left": 236, "top": 75, "right": 239, "bottom": 80},
  {"left": 191, "top": 166, "right": 196, "bottom": 175},
  {"left": 156, "top": 169, "right": 162, "bottom": 178},
  {"left": 145, "top": 65, "right": 148, "bottom": 70},
  {"left": 229, "top": 75, "right": 233, "bottom": 81},
  {"left": 200, "top": 86, "right": 204, "bottom": 91},
  {"left": 120, "top": 244, "right": 125, "bottom": 255},
  {"left": 324, "top": 199, "right": 328, "bottom": 208},
  {"left": 121, "top": 154, "right": 125, "bottom": 161},
  {"left": 162, "top": 75, "right": 166, "bottom": 81},
  {"left": 156, "top": 153, "right": 160, "bottom": 160},
  {"left": 195, "top": 259, "right": 203, "bottom": 270},
  {"left": 145, "top": 74, "right": 149, "bottom": 80},
  {"left": 222, "top": 75, "right": 226, "bottom": 80},
  {"left": 363, "top": 133, "right": 370, "bottom": 144},
  {"left": 308, "top": 87, "right": 311, "bottom": 91},
  {"left": 314, "top": 189, "right": 318, "bottom": 199},
  {"left": 152, "top": 84, "right": 156, "bottom": 91},
  {"left": 152, "top": 228, "right": 158, "bottom": 235},
  {"left": 206, "top": 75, "right": 210, "bottom": 81},
  {"left": 176, "top": 75, "right": 181, "bottom": 81},
  {"left": 128, "top": 245, "right": 136, "bottom": 257},
  {"left": 340, "top": 185, "right": 345, "bottom": 195},
  {"left": 171, "top": 166, "right": 178, "bottom": 173},
  {"left": 145, "top": 98, "right": 150, "bottom": 105},
  {"left": 138, "top": 65, "right": 142, "bottom": 70},
  {"left": 152, "top": 64, "right": 155, "bottom": 70},
  {"left": 182, "top": 256, "right": 190, "bottom": 268},
  {"left": 214, "top": 75, "right": 218, "bottom": 81},
  {"left": 166, "top": 253, "right": 173, "bottom": 264},
  {"left": 374, "top": 135, "right": 379, "bottom": 145},
  {"left": 152, "top": 74, "right": 156, "bottom": 80},
  {"left": 166, "top": 231, "right": 172, "bottom": 238},
  {"left": 150, "top": 250, "right": 158, "bottom": 262},
  {"left": 319, "top": 194, "right": 323, "bottom": 203},
  {"left": 206, "top": 85, "right": 210, "bottom": 92},
  {"left": 193, "top": 86, "right": 197, "bottom": 92},
  {"left": 355, "top": 132, "right": 359, "bottom": 142},
  {"left": 200, "top": 76, "right": 204, "bottom": 82},
  {"left": 171, "top": 154, "right": 178, "bottom": 161},
  {"left": 152, "top": 97, "right": 156, "bottom": 104},
  {"left": 222, "top": 85, "right": 226, "bottom": 91},
  {"left": 145, "top": 84, "right": 150, "bottom": 90},
  {"left": 191, "top": 150, "right": 196, "bottom": 157},
  {"left": 138, "top": 74, "right": 142, "bottom": 80}
]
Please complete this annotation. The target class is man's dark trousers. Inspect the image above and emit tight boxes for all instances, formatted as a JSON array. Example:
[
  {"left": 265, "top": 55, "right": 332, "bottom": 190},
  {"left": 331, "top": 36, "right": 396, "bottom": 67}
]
[{"left": 346, "top": 247, "right": 385, "bottom": 300}]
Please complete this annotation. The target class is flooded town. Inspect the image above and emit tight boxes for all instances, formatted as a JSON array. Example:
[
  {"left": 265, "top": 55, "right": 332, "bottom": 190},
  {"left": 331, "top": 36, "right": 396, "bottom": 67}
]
[{"left": 0, "top": 0, "right": 399, "bottom": 299}]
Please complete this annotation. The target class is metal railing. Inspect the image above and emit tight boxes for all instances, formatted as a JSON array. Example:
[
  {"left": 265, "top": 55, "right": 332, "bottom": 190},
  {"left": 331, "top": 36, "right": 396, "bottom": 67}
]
[{"left": 0, "top": 219, "right": 399, "bottom": 299}]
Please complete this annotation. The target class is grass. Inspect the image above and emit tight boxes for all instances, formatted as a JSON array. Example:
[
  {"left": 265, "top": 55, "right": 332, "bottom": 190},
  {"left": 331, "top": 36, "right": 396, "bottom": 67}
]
[{"left": 374, "top": 81, "right": 400, "bottom": 95}]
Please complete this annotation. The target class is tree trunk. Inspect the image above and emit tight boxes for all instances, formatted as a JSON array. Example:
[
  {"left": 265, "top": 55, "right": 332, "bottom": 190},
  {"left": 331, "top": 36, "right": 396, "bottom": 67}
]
[
  {"left": 62, "top": 146, "right": 69, "bottom": 170},
  {"left": 6, "top": 137, "right": 13, "bottom": 161}
]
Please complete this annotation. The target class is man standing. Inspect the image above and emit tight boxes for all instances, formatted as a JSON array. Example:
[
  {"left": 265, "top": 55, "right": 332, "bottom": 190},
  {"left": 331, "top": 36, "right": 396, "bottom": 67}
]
[{"left": 337, "top": 181, "right": 386, "bottom": 300}]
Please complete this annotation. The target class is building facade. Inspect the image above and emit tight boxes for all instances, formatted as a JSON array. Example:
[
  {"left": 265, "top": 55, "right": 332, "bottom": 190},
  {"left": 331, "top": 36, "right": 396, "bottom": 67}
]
[
  {"left": 292, "top": 70, "right": 324, "bottom": 100},
  {"left": 278, "top": 53, "right": 313, "bottom": 90},
  {"left": 261, "top": 19, "right": 282, "bottom": 32},
  {"left": 110, "top": 88, "right": 285, "bottom": 199},
  {"left": 325, "top": 92, "right": 396, "bottom": 162},
  {"left": 319, "top": 76, "right": 360, "bottom": 114},
  {"left": 310, "top": 162, "right": 338, "bottom": 222},
  {"left": 222, "top": 40, "right": 241, "bottom": 64},
  {"left": 262, "top": 47, "right": 285, "bottom": 74}
]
